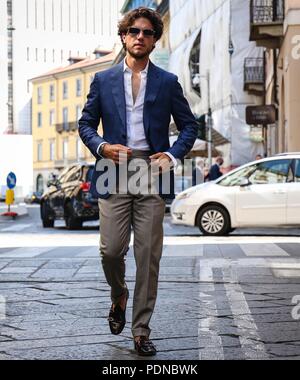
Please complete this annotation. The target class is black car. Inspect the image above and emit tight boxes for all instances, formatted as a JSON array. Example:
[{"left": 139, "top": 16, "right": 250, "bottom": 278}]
[
  {"left": 40, "top": 164, "right": 98, "bottom": 229},
  {"left": 24, "top": 191, "right": 43, "bottom": 204}
]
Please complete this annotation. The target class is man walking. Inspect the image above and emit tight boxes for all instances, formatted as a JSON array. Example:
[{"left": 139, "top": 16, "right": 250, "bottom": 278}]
[{"left": 79, "top": 7, "right": 197, "bottom": 356}]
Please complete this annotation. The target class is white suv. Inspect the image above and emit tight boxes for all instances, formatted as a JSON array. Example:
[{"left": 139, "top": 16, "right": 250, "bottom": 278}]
[{"left": 171, "top": 153, "right": 300, "bottom": 236}]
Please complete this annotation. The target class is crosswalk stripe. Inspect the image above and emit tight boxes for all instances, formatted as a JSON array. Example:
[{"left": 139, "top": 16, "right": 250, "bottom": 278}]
[
  {"left": 198, "top": 265, "right": 224, "bottom": 360},
  {"left": 0, "top": 224, "right": 32, "bottom": 232},
  {"left": 224, "top": 280, "right": 269, "bottom": 359},
  {"left": 240, "top": 243, "right": 289, "bottom": 257},
  {"left": 0, "top": 247, "right": 53, "bottom": 258}
]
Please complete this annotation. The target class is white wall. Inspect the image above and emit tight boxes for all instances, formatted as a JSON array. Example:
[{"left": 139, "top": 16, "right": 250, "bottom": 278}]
[
  {"left": 0, "top": 135, "right": 33, "bottom": 199},
  {"left": 169, "top": 0, "right": 264, "bottom": 166}
]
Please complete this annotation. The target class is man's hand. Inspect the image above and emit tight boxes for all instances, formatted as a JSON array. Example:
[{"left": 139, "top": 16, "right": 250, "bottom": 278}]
[
  {"left": 102, "top": 144, "right": 132, "bottom": 164},
  {"left": 149, "top": 153, "right": 173, "bottom": 176}
]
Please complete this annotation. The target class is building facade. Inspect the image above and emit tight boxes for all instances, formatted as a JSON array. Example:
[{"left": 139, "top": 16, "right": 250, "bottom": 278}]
[
  {"left": 168, "top": 0, "right": 266, "bottom": 168},
  {"left": 250, "top": 0, "right": 300, "bottom": 155},
  {"left": 30, "top": 52, "right": 115, "bottom": 192},
  {"left": 0, "top": 0, "right": 124, "bottom": 135}
]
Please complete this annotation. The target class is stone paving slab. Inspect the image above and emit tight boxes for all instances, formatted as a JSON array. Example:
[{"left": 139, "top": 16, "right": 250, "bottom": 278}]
[{"left": 1, "top": 243, "right": 300, "bottom": 360}]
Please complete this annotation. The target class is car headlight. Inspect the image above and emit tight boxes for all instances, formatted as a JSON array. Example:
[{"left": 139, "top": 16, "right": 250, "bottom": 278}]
[{"left": 176, "top": 191, "right": 192, "bottom": 201}]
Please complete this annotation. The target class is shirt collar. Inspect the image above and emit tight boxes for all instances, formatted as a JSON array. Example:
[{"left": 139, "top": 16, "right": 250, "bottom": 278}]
[{"left": 123, "top": 59, "right": 149, "bottom": 75}]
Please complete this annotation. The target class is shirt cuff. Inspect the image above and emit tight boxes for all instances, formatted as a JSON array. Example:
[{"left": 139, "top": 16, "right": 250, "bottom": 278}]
[
  {"left": 164, "top": 152, "right": 178, "bottom": 168},
  {"left": 97, "top": 142, "right": 108, "bottom": 157}
]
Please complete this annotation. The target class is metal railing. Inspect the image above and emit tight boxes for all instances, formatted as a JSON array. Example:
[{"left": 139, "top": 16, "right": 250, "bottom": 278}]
[
  {"left": 55, "top": 122, "right": 78, "bottom": 133},
  {"left": 244, "top": 58, "right": 264, "bottom": 86},
  {"left": 250, "top": 0, "right": 285, "bottom": 24}
]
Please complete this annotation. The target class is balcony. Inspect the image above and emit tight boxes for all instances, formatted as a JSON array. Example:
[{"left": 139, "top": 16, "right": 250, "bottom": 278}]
[
  {"left": 250, "top": 0, "right": 284, "bottom": 48},
  {"left": 56, "top": 122, "right": 78, "bottom": 134},
  {"left": 244, "top": 58, "right": 265, "bottom": 95}
]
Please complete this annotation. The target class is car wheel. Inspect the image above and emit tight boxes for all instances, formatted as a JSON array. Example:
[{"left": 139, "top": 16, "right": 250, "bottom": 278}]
[
  {"left": 197, "top": 205, "right": 231, "bottom": 236},
  {"left": 41, "top": 202, "right": 54, "bottom": 228},
  {"left": 65, "top": 203, "right": 83, "bottom": 230}
]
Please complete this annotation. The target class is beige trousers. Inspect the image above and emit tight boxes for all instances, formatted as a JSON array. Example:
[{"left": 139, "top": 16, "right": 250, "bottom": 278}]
[{"left": 98, "top": 151, "right": 165, "bottom": 338}]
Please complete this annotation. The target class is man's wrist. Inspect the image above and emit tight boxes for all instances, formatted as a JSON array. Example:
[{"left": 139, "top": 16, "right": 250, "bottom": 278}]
[
  {"left": 164, "top": 152, "right": 178, "bottom": 168},
  {"left": 97, "top": 142, "right": 108, "bottom": 157}
]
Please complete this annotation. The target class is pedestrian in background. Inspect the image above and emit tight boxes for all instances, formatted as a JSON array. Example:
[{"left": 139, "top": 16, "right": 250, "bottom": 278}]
[
  {"left": 207, "top": 156, "right": 224, "bottom": 181},
  {"left": 192, "top": 158, "right": 205, "bottom": 186}
]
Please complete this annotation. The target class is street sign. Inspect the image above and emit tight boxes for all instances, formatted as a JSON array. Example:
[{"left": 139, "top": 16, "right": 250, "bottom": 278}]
[
  {"left": 6, "top": 172, "right": 17, "bottom": 189},
  {"left": 246, "top": 105, "right": 277, "bottom": 125},
  {"left": 5, "top": 189, "right": 14, "bottom": 206}
]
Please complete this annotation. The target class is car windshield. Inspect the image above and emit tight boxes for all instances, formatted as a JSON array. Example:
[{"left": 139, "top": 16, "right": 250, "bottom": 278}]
[{"left": 218, "top": 165, "right": 258, "bottom": 187}]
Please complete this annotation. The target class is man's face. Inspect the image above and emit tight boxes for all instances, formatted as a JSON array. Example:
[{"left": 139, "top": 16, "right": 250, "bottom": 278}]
[{"left": 122, "top": 17, "right": 156, "bottom": 60}]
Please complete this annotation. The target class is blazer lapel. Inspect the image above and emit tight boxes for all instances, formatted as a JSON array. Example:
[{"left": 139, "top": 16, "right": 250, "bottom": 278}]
[
  {"left": 143, "top": 61, "right": 162, "bottom": 137},
  {"left": 110, "top": 62, "right": 126, "bottom": 131}
]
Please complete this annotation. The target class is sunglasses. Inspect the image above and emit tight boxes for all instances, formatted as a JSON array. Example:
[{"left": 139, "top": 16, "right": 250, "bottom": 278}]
[{"left": 127, "top": 27, "right": 156, "bottom": 38}]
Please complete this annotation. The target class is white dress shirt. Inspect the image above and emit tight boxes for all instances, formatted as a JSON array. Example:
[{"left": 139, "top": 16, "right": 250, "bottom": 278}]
[
  {"left": 97, "top": 59, "right": 176, "bottom": 166},
  {"left": 123, "top": 60, "right": 150, "bottom": 151}
]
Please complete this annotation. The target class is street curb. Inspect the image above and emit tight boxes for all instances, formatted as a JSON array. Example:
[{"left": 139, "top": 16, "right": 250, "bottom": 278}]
[{"left": 0, "top": 204, "right": 28, "bottom": 219}]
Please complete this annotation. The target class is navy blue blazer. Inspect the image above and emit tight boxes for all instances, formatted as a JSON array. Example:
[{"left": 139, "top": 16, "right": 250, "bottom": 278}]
[{"left": 78, "top": 60, "right": 198, "bottom": 199}]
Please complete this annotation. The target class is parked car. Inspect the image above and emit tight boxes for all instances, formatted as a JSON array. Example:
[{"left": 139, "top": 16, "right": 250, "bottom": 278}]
[
  {"left": 24, "top": 191, "right": 43, "bottom": 204},
  {"left": 165, "top": 176, "right": 192, "bottom": 212},
  {"left": 40, "top": 164, "right": 98, "bottom": 229},
  {"left": 171, "top": 153, "right": 300, "bottom": 236}
]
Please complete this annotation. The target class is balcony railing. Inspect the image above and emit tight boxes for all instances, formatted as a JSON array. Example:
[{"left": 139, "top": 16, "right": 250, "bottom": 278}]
[
  {"left": 56, "top": 122, "right": 78, "bottom": 133},
  {"left": 250, "top": 0, "right": 284, "bottom": 46},
  {"left": 250, "top": 0, "right": 285, "bottom": 24},
  {"left": 244, "top": 58, "right": 264, "bottom": 94}
]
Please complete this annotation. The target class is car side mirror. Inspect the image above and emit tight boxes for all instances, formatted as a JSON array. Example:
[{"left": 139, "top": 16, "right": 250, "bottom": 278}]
[{"left": 240, "top": 178, "right": 251, "bottom": 187}]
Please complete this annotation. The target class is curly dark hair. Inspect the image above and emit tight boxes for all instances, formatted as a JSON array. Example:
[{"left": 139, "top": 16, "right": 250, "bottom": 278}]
[{"left": 118, "top": 7, "right": 164, "bottom": 47}]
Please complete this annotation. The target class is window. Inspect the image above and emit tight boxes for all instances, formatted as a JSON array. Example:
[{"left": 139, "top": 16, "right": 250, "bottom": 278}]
[
  {"left": 76, "top": 105, "right": 82, "bottom": 121},
  {"left": 49, "top": 110, "right": 55, "bottom": 126},
  {"left": 35, "top": 48, "right": 38, "bottom": 61},
  {"left": 63, "top": 107, "right": 68, "bottom": 130},
  {"left": 37, "top": 142, "right": 43, "bottom": 161},
  {"left": 44, "top": 48, "right": 47, "bottom": 62},
  {"left": 36, "top": 174, "right": 44, "bottom": 192},
  {"left": 37, "top": 112, "right": 42, "bottom": 128},
  {"left": 37, "top": 87, "right": 42, "bottom": 104},
  {"left": 189, "top": 31, "right": 201, "bottom": 97},
  {"left": 27, "top": 47, "right": 30, "bottom": 61},
  {"left": 63, "top": 140, "right": 68, "bottom": 160},
  {"left": 219, "top": 165, "right": 258, "bottom": 187},
  {"left": 63, "top": 81, "right": 68, "bottom": 99},
  {"left": 76, "top": 79, "right": 82, "bottom": 97},
  {"left": 49, "top": 84, "right": 55, "bottom": 101},
  {"left": 295, "top": 160, "right": 300, "bottom": 183},
  {"left": 49, "top": 141, "right": 55, "bottom": 161},
  {"left": 76, "top": 138, "right": 83, "bottom": 160},
  {"left": 248, "top": 160, "right": 292, "bottom": 185}
]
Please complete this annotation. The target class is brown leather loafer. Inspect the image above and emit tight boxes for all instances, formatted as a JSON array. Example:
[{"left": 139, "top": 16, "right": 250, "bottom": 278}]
[
  {"left": 134, "top": 337, "right": 157, "bottom": 356},
  {"left": 108, "top": 289, "right": 129, "bottom": 335}
]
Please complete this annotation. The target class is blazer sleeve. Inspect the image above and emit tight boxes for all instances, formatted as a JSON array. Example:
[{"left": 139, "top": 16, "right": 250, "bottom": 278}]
[
  {"left": 78, "top": 73, "right": 105, "bottom": 158},
  {"left": 167, "top": 77, "right": 198, "bottom": 160}
]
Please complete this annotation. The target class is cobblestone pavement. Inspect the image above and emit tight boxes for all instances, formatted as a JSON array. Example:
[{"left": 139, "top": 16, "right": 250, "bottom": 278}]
[{"left": 0, "top": 206, "right": 300, "bottom": 360}]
